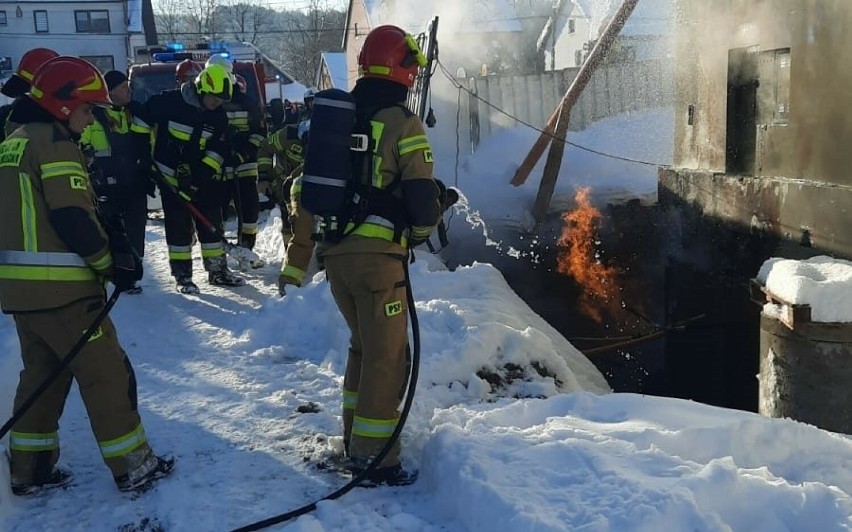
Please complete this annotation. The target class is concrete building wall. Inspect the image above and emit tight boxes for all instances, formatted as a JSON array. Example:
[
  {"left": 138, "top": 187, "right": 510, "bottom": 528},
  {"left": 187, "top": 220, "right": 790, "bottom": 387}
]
[
  {"left": 673, "top": 0, "right": 852, "bottom": 183},
  {"left": 666, "top": 0, "right": 852, "bottom": 259}
]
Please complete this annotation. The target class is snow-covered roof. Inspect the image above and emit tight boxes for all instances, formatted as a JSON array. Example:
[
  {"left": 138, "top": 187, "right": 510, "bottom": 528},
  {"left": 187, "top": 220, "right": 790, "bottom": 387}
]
[
  {"left": 364, "top": 0, "right": 523, "bottom": 35},
  {"left": 320, "top": 52, "right": 348, "bottom": 89}
]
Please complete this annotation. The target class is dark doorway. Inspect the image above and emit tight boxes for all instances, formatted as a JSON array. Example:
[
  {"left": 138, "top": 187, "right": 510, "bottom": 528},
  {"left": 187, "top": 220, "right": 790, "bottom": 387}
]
[{"left": 726, "top": 47, "right": 759, "bottom": 174}]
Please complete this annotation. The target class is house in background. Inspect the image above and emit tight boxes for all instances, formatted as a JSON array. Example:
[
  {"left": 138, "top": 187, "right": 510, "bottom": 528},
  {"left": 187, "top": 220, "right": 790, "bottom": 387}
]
[
  {"left": 0, "top": 0, "right": 146, "bottom": 74},
  {"left": 537, "top": 0, "right": 673, "bottom": 71},
  {"left": 316, "top": 51, "right": 348, "bottom": 90},
  {"left": 537, "top": 0, "right": 593, "bottom": 69},
  {"left": 343, "top": 0, "right": 525, "bottom": 88}
]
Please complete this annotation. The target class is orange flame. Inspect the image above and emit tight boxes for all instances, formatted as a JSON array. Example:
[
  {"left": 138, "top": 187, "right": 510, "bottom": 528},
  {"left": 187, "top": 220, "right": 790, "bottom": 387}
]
[{"left": 556, "top": 187, "right": 621, "bottom": 322}]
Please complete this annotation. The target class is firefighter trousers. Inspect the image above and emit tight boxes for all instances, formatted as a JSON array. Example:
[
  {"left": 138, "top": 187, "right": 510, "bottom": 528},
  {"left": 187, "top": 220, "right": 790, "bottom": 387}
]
[
  {"left": 221, "top": 173, "right": 260, "bottom": 249},
  {"left": 161, "top": 180, "right": 228, "bottom": 278},
  {"left": 98, "top": 188, "right": 148, "bottom": 258},
  {"left": 324, "top": 253, "right": 410, "bottom": 467},
  {"left": 9, "top": 297, "right": 153, "bottom": 485}
]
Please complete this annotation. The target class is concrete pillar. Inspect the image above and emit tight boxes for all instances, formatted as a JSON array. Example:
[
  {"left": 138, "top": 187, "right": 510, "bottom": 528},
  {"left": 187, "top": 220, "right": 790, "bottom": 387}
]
[{"left": 759, "top": 313, "right": 852, "bottom": 434}]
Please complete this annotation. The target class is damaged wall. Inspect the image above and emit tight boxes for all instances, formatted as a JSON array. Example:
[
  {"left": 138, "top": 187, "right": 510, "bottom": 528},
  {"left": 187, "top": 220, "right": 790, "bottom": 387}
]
[{"left": 664, "top": 0, "right": 852, "bottom": 258}]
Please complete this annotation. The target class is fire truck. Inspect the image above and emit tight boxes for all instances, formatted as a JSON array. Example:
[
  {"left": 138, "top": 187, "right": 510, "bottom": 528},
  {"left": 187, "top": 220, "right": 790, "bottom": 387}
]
[{"left": 129, "top": 42, "right": 268, "bottom": 124}]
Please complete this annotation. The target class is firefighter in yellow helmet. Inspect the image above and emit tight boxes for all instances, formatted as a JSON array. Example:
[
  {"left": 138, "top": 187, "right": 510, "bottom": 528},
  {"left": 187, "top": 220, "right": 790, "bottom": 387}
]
[
  {"left": 279, "top": 25, "right": 440, "bottom": 486},
  {"left": 132, "top": 64, "right": 244, "bottom": 294},
  {"left": 0, "top": 56, "right": 174, "bottom": 495}
]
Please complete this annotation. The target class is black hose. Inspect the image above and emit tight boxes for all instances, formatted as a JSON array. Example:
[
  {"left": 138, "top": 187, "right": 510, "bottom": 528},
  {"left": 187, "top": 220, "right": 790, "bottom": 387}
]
[
  {"left": 230, "top": 257, "right": 421, "bottom": 532},
  {"left": 0, "top": 289, "right": 122, "bottom": 440}
]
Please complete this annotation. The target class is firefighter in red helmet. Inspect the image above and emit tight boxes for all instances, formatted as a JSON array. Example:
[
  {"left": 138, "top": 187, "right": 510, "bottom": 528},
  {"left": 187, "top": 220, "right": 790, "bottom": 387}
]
[
  {"left": 0, "top": 56, "right": 174, "bottom": 495},
  {"left": 280, "top": 24, "right": 440, "bottom": 486},
  {"left": 175, "top": 59, "right": 202, "bottom": 87},
  {"left": 0, "top": 47, "right": 59, "bottom": 141}
]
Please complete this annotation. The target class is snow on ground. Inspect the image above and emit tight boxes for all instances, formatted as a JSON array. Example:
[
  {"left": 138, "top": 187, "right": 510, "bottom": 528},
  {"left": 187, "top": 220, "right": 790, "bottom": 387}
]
[{"left": 1, "top": 208, "right": 851, "bottom": 531}]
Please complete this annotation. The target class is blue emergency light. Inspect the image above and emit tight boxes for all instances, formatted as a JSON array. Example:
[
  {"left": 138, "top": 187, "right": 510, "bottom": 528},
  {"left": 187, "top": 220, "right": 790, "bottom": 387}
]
[{"left": 152, "top": 52, "right": 193, "bottom": 62}]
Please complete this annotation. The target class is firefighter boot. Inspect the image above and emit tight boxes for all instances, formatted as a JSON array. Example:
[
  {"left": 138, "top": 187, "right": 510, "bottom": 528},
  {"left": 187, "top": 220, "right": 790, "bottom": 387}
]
[
  {"left": 175, "top": 275, "right": 200, "bottom": 295},
  {"left": 115, "top": 451, "right": 176, "bottom": 493},
  {"left": 347, "top": 460, "right": 418, "bottom": 488},
  {"left": 206, "top": 256, "right": 246, "bottom": 287},
  {"left": 11, "top": 467, "right": 74, "bottom": 496}
]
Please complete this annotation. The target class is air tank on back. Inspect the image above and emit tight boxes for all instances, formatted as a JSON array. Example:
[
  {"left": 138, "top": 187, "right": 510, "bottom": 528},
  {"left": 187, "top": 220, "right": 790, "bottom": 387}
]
[{"left": 300, "top": 88, "right": 357, "bottom": 240}]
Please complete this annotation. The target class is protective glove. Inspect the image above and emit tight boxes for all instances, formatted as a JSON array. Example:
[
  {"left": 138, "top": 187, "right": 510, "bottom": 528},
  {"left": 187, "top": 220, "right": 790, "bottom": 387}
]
[
  {"left": 435, "top": 179, "right": 460, "bottom": 212},
  {"left": 175, "top": 163, "right": 197, "bottom": 200},
  {"left": 111, "top": 252, "right": 143, "bottom": 292}
]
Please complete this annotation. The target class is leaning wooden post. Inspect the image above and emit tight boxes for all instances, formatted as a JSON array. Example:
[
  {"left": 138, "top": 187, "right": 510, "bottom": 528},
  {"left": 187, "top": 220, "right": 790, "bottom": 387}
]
[
  {"left": 532, "top": 104, "right": 571, "bottom": 222},
  {"left": 510, "top": 0, "right": 641, "bottom": 187}
]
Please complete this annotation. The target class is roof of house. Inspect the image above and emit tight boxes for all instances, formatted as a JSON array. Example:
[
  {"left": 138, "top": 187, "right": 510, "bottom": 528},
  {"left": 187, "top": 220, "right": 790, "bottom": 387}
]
[{"left": 319, "top": 52, "right": 348, "bottom": 89}]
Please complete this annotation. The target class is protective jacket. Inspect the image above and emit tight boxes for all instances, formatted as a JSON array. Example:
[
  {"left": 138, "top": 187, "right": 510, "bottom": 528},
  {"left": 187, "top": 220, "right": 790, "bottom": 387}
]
[
  {"left": 80, "top": 103, "right": 147, "bottom": 196},
  {"left": 279, "top": 80, "right": 440, "bottom": 285},
  {"left": 257, "top": 124, "right": 303, "bottom": 203},
  {"left": 0, "top": 98, "right": 113, "bottom": 313},
  {"left": 131, "top": 84, "right": 228, "bottom": 193},
  {"left": 222, "top": 90, "right": 265, "bottom": 180}
]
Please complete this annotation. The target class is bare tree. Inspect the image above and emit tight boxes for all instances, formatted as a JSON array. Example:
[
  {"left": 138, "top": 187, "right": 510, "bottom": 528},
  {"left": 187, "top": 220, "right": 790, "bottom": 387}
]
[
  {"left": 221, "top": 0, "right": 271, "bottom": 45},
  {"left": 280, "top": 0, "right": 346, "bottom": 84},
  {"left": 153, "top": 0, "right": 188, "bottom": 43},
  {"left": 185, "top": 0, "right": 221, "bottom": 39}
]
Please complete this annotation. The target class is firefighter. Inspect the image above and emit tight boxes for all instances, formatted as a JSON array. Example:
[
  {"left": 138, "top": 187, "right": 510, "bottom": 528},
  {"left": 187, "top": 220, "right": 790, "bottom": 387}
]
[
  {"left": 0, "top": 56, "right": 173, "bottom": 495},
  {"left": 256, "top": 123, "right": 303, "bottom": 240},
  {"left": 0, "top": 47, "right": 59, "bottom": 141},
  {"left": 131, "top": 63, "right": 245, "bottom": 294},
  {"left": 279, "top": 25, "right": 441, "bottom": 486},
  {"left": 175, "top": 59, "right": 202, "bottom": 87},
  {"left": 221, "top": 73, "right": 265, "bottom": 252},
  {"left": 80, "top": 71, "right": 149, "bottom": 294},
  {"left": 300, "top": 87, "right": 317, "bottom": 123}
]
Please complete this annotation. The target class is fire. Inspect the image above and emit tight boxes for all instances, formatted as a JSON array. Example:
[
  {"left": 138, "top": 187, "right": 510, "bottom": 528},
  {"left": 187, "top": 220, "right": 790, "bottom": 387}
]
[{"left": 556, "top": 187, "right": 621, "bottom": 321}]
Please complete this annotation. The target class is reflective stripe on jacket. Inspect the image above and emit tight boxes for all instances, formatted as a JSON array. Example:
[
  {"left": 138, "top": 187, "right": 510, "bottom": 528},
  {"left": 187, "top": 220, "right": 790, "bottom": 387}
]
[{"left": 0, "top": 122, "right": 111, "bottom": 312}]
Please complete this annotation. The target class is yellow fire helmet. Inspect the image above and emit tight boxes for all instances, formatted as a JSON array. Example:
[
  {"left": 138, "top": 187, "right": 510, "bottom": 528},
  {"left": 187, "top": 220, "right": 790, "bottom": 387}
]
[{"left": 195, "top": 64, "right": 233, "bottom": 101}]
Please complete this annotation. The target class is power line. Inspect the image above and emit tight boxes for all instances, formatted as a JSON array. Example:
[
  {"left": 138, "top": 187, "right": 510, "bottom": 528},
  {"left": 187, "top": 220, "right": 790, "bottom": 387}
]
[{"left": 435, "top": 59, "right": 666, "bottom": 168}]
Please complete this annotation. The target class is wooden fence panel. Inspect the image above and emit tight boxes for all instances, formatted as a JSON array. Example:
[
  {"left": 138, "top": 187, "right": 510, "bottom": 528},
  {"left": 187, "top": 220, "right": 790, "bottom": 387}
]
[{"left": 467, "top": 59, "right": 673, "bottom": 149}]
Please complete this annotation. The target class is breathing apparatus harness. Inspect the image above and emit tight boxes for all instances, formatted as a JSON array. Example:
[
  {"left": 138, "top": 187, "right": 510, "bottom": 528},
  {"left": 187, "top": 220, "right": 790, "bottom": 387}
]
[{"left": 301, "top": 89, "right": 411, "bottom": 247}]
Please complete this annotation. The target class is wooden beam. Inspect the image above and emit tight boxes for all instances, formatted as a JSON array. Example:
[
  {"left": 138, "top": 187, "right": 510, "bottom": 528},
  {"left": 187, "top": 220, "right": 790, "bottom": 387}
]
[
  {"left": 533, "top": 105, "right": 571, "bottom": 222},
  {"left": 510, "top": 0, "right": 642, "bottom": 186}
]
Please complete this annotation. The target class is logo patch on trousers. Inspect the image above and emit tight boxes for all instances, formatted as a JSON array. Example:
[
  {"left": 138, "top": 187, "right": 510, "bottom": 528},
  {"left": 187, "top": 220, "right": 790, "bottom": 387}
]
[
  {"left": 385, "top": 300, "right": 403, "bottom": 317},
  {"left": 87, "top": 326, "right": 104, "bottom": 342},
  {"left": 70, "top": 175, "right": 87, "bottom": 190}
]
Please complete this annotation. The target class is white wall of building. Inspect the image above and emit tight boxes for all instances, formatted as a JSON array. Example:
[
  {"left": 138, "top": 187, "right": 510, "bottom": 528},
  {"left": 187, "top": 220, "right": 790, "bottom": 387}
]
[
  {"left": 544, "top": 15, "right": 592, "bottom": 71},
  {"left": 0, "top": 1, "right": 142, "bottom": 74}
]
